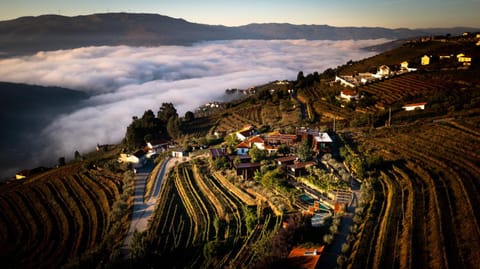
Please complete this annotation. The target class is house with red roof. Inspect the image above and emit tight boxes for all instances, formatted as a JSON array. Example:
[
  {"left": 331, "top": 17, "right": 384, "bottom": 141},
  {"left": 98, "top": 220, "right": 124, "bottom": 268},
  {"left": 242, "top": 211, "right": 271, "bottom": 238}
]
[
  {"left": 287, "top": 246, "right": 324, "bottom": 269},
  {"left": 265, "top": 131, "right": 297, "bottom": 146},
  {"left": 340, "top": 89, "right": 359, "bottom": 102},
  {"left": 247, "top": 135, "right": 265, "bottom": 149},
  {"left": 235, "top": 141, "right": 250, "bottom": 155}
]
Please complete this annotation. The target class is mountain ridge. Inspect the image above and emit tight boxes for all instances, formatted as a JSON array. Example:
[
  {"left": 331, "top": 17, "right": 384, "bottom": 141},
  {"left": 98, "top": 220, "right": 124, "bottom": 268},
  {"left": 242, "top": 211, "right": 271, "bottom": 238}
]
[{"left": 1, "top": 12, "right": 479, "bottom": 57}]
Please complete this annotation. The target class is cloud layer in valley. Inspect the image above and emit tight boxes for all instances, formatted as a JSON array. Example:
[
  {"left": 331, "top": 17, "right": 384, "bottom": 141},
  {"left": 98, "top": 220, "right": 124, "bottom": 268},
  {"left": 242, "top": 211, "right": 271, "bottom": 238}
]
[{"left": 0, "top": 39, "right": 386, "bottom": 165}]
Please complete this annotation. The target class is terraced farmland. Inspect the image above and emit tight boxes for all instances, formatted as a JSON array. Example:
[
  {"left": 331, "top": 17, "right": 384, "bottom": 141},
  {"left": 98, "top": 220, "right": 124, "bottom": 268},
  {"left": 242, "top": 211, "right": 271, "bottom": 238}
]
[
  {"left": 0, "top": 165, "right": 122, "bottom": 268},
  {"left": 359, "top": 73, "right": 451, "bottom": 106},
  {"left": 347, "top": 114, "right": 480, "bottom": 269},
  {"left": 146, "top": 159, "right": 281, "bottom": 268}
]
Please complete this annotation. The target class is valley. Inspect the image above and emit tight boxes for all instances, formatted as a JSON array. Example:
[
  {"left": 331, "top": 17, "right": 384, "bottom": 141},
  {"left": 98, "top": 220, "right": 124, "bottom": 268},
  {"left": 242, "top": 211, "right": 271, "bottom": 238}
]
[{"left": 0, "top": 22, "right": 479, "bottom": 269}]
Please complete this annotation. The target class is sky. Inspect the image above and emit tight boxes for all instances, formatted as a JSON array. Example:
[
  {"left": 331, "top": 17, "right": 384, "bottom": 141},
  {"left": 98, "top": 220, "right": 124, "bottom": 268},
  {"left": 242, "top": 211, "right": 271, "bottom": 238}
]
[{"left": 1, "top": 0, "right": 480, "bottom": 28}]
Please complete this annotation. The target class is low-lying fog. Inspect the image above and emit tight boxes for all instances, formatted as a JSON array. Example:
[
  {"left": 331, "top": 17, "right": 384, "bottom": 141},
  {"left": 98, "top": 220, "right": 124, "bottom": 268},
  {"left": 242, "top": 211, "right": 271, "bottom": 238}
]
[{"left": 0, "top": 39, "right": 387, "bottom": 178}]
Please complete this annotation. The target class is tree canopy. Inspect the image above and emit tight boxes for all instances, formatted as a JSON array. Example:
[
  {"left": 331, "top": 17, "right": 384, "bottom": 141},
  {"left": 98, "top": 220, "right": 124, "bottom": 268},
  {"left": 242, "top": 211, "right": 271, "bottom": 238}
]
[{"left": 124, "top": 103, "right": 180, "bottom": 150}]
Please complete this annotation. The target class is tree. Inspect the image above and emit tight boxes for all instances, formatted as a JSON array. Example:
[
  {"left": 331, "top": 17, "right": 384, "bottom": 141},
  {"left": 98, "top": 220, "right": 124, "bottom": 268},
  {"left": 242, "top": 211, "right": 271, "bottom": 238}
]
[
  {"left": 297, "top": 71, "right": 305, "bottom": 82},
  {"left": 167, "top": 116, "right": 181, "bottom": 139},
  {"left": 144, "top": 134, "right": 153, "bottom": 143},
  {"left": 157, "top": 102, "right": 178, "bottom": 123},
  {"left": 125, "top": 109, "right": 162, "bottom": 150},
  {"left": 296, "top": 71, "right": 305, "bottom": 88},
  {"left": 184, "top": 111, "right": 195, "bottom": 122},
  {"left": 74, "top": 150, "right": 82, "bottom": 161},
  {"left": 233, "top": 156, "right": 241, "bottom": 166},
  {"left": 323, "top": 234, "right": 334, "bottom": 244},
  {"left": 278, "top": 144, "right": 290, "bottom": 156},
  {"left": 243, "top": 205, "right": 258, "bottom": 234},
  {"left": 58, "top": 157, "right": 66, "bottom": 167},
  {"left": 249, "top": 145, "right": 266, "bottom": 163},
  {"left": 297, "top": 140, "right": 313, "bottom": 162},
  {"left": 225, "top": 134, "right": 238, "bottom": 154}
]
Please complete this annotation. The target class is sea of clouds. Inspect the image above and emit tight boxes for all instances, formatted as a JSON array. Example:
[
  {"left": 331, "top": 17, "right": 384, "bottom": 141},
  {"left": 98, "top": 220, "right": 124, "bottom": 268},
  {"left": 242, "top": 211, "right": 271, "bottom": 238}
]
[{"left": 0, "top": 39, "right": 387, "bottom": 164}]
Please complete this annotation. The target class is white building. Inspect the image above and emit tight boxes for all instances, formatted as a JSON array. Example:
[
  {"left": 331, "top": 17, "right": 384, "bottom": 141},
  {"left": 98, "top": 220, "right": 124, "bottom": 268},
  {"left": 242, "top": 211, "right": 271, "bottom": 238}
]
[
  {"left": 374, "top": 65, "right": 391, "bottom": 78},
  {"left": 340, "top": 90, "right": 359, "bottom": 102},
  {"left": 118, "top": 150, "right": 147, "bottom": 168},
  {"left": 335, "top": 75, "right": 356, "bottom": 88},
  {"left": 402, "top": 102, "right": 427, "bottom": 111}
]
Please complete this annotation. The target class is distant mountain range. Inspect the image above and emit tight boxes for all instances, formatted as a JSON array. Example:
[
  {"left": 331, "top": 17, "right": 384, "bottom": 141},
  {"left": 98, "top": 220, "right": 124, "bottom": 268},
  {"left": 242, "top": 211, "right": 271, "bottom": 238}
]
[{"left": 0, "top": 13, "right": 479, "bottom": 57}]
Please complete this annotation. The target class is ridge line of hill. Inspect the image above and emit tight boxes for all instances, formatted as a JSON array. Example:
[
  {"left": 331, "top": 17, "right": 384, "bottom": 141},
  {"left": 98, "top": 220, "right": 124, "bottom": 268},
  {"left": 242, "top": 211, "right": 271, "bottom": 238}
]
[{"left": 1, "top": 12, "right": 479, "bottom": 57}]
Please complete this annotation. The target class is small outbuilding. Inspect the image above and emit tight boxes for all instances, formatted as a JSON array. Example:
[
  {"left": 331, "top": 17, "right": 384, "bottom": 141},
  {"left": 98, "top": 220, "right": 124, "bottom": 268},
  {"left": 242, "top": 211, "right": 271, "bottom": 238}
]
[
  {"left": 402, "top": 102, "right": 427, "bottom": 111},
  {"left": 421, "top": 55, "right": 430, "bottom": 66}
]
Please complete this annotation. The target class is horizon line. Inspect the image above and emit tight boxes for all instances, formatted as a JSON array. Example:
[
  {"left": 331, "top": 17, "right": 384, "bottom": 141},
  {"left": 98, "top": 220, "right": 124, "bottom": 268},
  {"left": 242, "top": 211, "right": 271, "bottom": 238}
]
[{"left": 1, "top": 12, "right": 480, "bottom": 31}]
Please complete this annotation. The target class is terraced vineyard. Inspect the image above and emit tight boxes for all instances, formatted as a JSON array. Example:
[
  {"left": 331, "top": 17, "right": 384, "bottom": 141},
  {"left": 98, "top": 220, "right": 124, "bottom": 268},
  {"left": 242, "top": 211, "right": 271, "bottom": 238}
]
[
  {"left": 297, "top": 86, "right": 352, "bottom": 123},
  {"left": 359, "top": 73, "right": 451, "bottom": 106},
  {"left": 214, "top": 101, "right": 302, "bottom": 133},
  {"left": 348, "top": 114, "right": 480, "bottom": 269},
  {"left": 146, "top": 159, "right": 281, "bottom": 268},
  {"left": 0, "top": 165, "right": 122, "bottom": 268}
]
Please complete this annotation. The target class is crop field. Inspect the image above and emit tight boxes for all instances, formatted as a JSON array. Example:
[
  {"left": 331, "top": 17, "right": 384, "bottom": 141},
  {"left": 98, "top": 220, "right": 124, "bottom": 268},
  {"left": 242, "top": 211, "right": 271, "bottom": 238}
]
[
  {"left": 0, "top": 165, "right": 122, "bottom": 268},
  {"left": 181, "top": 116, "right": 217, "bottom": 137},
  {"left": 359, "top": 73, "right": 451, "bottom": 106},
  {"left": 146, "top": 159, "right": 281, "bottom": 268},
  {"left": 216, "top": 101, "right": 300, "bottom": 132},
  {"left": 347, "top": 114, "right": 480, "bottom": 269}
]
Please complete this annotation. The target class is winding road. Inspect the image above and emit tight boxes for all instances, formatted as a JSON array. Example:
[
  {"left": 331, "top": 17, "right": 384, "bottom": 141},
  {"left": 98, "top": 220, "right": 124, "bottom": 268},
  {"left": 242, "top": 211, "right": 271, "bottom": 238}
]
[{"left": 121, "top": 157, "right": 172, "bottom": 256}]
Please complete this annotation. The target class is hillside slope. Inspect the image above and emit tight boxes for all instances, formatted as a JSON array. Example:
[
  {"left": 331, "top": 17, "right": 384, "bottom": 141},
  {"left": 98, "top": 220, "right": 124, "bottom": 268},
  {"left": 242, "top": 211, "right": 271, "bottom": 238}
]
[
  {"left": 0, "top": 148, "right": 131, "bottom": 268},
  {"left": 0, "top": 82, "right": 88, "bottom": 180}
]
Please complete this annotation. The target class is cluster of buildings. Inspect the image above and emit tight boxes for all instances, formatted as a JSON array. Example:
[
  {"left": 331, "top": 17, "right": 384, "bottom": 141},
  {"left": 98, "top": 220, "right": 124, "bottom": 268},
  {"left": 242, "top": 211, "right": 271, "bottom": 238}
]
[
  {"left": 421, "top": 52, "right": 473, "bottom": 66},
  {"left": 335, "top": 62, "right": 417, "bottom": 90},
  {"left": 210, "top": 126, "right": 333, "bottom": 180},
  {"left": 118, "top": 141, "right": 168, "bottom": 169}
]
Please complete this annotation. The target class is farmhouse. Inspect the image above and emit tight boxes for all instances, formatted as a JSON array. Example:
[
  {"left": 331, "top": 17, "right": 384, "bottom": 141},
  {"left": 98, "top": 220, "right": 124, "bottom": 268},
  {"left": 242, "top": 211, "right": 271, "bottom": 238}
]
[
  {"left": 264, "top": 131, "right": 297, "bottom": 146},
  {"left": 118, "top": 150, "right": 147, "bottom": 168},
  {"left": 340, "top": 89, "right": 359, "bottom": 102},
  {"left": 171, "top": 149, "right": 188, "bottom": 158},
  {"left": 247, "top": 135, "right": 265, "bottom": 150},
  {"left": 236, "top": 125, "right": 256, "bottom": 141},
  {"left": 374, "top": 65, "right": 391, "bottom": 78},
  {"left": 313, "top": 132, "right": 333, "bottom": 153},
  {"left": 357, "top": 72, "right": 376, "bottom": 84},
  {"left": 457, "top": 53, "right": 472, "bottom": 66},
  {"left": 235, "top": 141, "right": 250, "bottom": 155},
  {"left": 421, "top": 55, "right": 431, "bottom": 65},
  {"left": 402, "top": 102, "right": 427, "bottom": 111}
]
